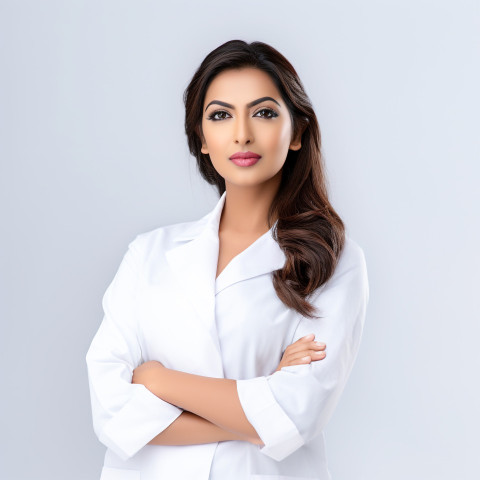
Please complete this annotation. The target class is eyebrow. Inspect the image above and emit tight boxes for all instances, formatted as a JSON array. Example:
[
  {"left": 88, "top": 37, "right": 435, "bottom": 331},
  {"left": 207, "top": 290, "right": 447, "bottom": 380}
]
[{"left": 204, "top": 96, "right": 281, "bottom": 112}]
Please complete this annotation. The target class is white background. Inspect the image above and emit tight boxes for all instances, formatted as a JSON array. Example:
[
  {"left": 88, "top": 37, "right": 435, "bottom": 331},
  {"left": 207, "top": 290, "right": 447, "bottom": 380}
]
[{"left": 1, "top": 1, "right": 478, "bottom": 479}]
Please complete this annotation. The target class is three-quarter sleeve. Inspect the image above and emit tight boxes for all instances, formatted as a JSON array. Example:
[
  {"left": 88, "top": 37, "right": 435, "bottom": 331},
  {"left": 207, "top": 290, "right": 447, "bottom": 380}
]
[
  {"left": 85, "top": 237, "right": 183, "bottom": 461},
  {"left": 236, "top": 239, "right": 369, "bottom": 462}
]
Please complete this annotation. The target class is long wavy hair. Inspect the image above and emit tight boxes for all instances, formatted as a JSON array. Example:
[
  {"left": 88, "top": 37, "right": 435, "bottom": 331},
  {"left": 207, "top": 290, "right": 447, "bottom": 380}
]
[{"left": 183, "top": 40, "right": 345, "bottom": 319}]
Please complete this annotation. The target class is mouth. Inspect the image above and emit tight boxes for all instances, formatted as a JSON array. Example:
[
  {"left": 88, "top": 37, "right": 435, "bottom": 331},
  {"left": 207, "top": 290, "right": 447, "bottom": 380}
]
[
  {"left": 230, "top": 157, "right": 260, "bottom": 167},
  {"left": 229, "top": 151, "right": 262, "bottom": 167},
  {"left": 229, "top": 151, "right": 261, "bottom": 160}
]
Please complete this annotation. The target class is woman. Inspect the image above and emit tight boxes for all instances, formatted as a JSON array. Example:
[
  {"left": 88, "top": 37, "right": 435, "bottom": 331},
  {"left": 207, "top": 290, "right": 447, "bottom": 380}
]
[{"left": 86, "top": 39, "right": 369, "bottom": 480}]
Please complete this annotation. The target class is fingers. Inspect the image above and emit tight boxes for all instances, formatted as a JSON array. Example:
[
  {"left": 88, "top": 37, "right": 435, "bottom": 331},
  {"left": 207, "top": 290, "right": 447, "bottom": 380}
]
[
  {"left": 276, "top": 334, "right": 328, "bottom": 370},
  {"left": 298, "top": 334, "right": 326, "bottom": 350},
  {"left": 282, "top": 334, "right": 326, "bottom": 364},
  {"left": 277, "top": 352, "right": 326, "bottom": 371},
  {"left": 283, "top": 348, "right": 327, "bottom": 366},
  {"left": 293, "top": 349, "right": 326, "bottom": 363},
  {"left": 285, "top": 334, "right": 326, "bottom": 355}
]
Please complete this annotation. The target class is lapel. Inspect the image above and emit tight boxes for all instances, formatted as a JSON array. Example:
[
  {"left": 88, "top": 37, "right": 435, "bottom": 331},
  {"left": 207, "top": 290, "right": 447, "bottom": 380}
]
[{"left": 165, "top": 191, "right": 286, "bottom": 374}]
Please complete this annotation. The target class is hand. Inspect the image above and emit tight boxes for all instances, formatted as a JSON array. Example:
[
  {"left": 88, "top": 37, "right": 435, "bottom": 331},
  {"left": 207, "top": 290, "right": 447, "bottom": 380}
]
[
  {"left": 275, "top": 334, "right": 326, "bottom": 373},
  {"left": 132, "top": 360, "right": 165, "bottom": 389}
]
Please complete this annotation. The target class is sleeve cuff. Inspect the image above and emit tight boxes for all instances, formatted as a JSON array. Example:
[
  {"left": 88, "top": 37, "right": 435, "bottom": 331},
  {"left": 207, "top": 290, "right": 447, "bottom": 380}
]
[
  {"left": 236, "top": 376, "right": 305, "bottom": 461},
  {"left": 99, "top": 384, "right": 183, "bottom": 461}
]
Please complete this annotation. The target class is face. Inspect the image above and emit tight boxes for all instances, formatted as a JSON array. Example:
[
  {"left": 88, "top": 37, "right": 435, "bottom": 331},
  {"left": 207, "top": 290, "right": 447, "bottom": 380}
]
[{"left": 200, "top": 67, "right": 301, "bottom": 189}]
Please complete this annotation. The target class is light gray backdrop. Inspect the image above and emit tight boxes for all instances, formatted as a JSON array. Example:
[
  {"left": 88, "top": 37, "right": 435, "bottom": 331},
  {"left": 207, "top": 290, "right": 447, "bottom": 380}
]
[{"left": 1, "top": 1, "right": 478, "bottom": 479}]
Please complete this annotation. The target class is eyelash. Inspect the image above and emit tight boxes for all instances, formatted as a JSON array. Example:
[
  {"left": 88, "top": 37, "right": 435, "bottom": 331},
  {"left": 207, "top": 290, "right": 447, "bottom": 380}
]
[{"left": 206, "top": 107, "right": 279, "bottom": 122}]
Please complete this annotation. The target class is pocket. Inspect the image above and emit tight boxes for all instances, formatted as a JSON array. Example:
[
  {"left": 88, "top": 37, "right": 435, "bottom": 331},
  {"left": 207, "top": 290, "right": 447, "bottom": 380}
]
[{"left": 100, "top": 466, "right": 141, "bottom": 480}]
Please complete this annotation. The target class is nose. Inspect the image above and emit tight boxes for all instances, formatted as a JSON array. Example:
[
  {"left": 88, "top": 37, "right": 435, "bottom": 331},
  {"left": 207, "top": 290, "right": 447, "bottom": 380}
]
[{"left": 234, "top": 114, "right": 253, "bottom": 145}]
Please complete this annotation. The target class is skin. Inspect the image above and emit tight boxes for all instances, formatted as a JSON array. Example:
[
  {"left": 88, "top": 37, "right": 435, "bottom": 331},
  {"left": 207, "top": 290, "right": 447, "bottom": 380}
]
[
  {"left": 201, "top": 66, "right": 301, "bottom": 275},
  {"left": 132, "top": 67, "right": 327, "bottom": 446}
]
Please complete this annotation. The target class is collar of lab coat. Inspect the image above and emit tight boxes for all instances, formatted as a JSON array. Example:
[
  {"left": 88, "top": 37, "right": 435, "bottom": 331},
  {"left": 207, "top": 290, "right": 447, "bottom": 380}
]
[{"left": 165, "top": 191, "right": 286, "bottom": 373}]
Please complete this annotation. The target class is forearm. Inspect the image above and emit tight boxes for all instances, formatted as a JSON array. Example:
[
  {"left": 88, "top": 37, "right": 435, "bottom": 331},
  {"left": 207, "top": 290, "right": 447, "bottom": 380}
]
[
  {"left": 148, "top": 410, "right": 252, "bottom": 446},
  {"left": 149, "top": 367, "right": 263, "bottom": 444}
]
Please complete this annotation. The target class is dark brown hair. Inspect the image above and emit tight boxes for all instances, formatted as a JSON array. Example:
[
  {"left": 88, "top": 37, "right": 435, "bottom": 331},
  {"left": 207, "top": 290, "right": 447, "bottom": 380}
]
[{"left": 183, "top": 39, "right": 345, "bottom": 319}]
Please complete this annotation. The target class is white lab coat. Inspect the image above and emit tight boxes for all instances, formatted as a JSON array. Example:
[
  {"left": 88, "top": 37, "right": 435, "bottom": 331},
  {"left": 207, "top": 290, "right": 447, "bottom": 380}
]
[{"left": 86, "top": 190, "right": 369, "bottom": 480}]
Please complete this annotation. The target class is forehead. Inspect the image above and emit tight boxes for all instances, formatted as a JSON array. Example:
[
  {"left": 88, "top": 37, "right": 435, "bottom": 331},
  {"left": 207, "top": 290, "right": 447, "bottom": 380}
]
[{"left": 203, "top": 67, "right": 281, "bottom": 106}]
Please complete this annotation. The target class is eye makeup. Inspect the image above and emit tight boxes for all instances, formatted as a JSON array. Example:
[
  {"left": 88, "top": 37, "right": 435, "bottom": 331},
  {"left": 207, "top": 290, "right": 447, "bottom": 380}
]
[{"left": 206, "top": 107, "right": 279, "bottom": 122}]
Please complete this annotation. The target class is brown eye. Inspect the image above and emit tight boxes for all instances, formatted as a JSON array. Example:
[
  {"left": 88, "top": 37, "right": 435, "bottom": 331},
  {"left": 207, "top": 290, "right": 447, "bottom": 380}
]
[
  {"left": 255, "top": 108, "right": 278, "bottom": 119},
  {"left": 207, "top": 110, "right": 230, "bottom": 121}
]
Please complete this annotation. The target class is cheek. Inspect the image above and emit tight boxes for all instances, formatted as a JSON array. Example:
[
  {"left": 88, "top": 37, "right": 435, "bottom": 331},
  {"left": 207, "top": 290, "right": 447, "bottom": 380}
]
[
  {"left": 263, "top": 123, "right": 291, "bottom": 157},
  {"left": 202, "top": 124, "right": 227, "bottom": 151}
]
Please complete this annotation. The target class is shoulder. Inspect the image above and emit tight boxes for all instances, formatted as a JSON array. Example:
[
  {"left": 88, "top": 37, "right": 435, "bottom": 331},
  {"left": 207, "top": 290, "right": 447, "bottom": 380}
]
[
  {"left": 302, "top": 235, "right": 370, "bottom": 321},
  {"left": 317, "top": 235, "right": 368, "bottom": 298},
  {"left": 124, "top": 213, "right": 209, "bottom": 262},
  {"left": 336, "top": 235, "right": 368, "bottom": 275},
  {"left": 333, "top": 234, "right": 369, "bottom": 297}
]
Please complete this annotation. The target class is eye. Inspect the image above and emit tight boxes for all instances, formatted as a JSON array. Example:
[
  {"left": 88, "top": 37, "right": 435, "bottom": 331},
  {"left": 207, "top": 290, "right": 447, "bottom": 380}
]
[
  {"left": 254, "top": 108, "right": 278, "bottom": 119},
  {"left": 206, "top": 107, "right": 279, "bottom": 121},
  {"left": 206, "top": 110, "right": 231, "bottom": 121}
]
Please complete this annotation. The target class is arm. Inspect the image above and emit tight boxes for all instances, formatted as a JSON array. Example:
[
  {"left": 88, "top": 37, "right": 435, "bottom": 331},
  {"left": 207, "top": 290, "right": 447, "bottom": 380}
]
[
  {"left": 133, "top": 361, "right": 263, "bottom": 444},
  {"left": 137, "top": 338, "right": 327, "bottom": 446},
  {"left": 85, "top": 237, "right": 183, "bottom": 462},
  {"left": 148, "top": 410, "right": 256, "bottom": 446},
  {"left": 235, "top": 241, "right": 369, "bottom": 461}
]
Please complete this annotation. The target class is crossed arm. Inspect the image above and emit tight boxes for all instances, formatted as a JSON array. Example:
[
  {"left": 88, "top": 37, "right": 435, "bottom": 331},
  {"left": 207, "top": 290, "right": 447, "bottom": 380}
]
[
  {"left": 131, "top": 361, "right": 263, "bottom": 446},
  {"left": 131, "top": 333, "right": 325, "bottom": 447}
]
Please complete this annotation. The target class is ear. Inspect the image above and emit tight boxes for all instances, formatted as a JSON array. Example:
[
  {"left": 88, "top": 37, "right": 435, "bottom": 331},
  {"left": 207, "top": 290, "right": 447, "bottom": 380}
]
[
  {"left": 289, "top": 131, "right": 302, "bottom": 151},
  {"left": 198, "top": 129, "right": 209, "bottom": 155}
]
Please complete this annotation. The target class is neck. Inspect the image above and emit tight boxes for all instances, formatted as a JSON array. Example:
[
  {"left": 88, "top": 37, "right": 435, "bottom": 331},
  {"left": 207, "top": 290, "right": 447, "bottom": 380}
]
[{"left": 220, "top": 171, "right": 281, "bottom": 236}]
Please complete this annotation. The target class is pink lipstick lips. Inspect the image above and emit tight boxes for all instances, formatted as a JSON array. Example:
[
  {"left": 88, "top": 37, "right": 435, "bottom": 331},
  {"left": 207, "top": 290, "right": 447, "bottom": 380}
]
[{"left": 229, "top": 151, "right": 261, "bottom": 167}]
